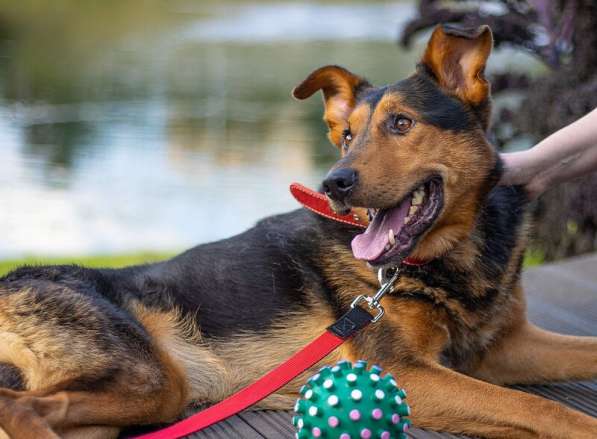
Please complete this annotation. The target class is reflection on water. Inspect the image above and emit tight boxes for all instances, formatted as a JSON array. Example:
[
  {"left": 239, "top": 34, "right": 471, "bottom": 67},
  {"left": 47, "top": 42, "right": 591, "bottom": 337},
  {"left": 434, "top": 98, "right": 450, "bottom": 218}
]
[
  {"left": 180, "top": 3, "right": 413, "bottom": 42},
  {"left": 0, "top": 1, "right": 537, "bottom": 258},
  {"left": 0, "top": 1, "right": 420, "bottom": 258}
]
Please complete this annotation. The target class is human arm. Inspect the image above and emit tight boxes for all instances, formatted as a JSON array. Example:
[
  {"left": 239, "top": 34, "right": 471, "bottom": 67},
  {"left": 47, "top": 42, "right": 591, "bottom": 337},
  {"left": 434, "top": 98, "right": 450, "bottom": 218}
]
[{"left": 499, "top": 108, "right": 597, "bottom": 199}]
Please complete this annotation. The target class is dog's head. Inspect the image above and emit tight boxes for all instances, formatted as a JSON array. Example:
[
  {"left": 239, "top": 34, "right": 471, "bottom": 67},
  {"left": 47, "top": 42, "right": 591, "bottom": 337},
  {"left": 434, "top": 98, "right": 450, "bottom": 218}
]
[{"left": 293, "top": 25, "right": 499, "bottom": 266}]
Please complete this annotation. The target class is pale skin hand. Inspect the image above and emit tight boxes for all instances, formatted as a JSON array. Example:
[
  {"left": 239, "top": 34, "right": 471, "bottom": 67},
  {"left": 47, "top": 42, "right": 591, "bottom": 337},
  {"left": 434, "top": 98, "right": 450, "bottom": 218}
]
[{"left": 499, "top": 107, "right": 597, "bottom": 199}]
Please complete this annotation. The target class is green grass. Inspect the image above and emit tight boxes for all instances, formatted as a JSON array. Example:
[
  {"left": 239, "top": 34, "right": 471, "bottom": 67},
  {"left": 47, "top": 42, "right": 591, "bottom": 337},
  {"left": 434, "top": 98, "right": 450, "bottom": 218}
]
[
  {"left": 0, "top": 248, "right": 545, "bottom": 278},
  {"left": 523, "top": 248, "right": 545, "bottom": 268},
  {"left": 0, "top": 251, "right": 177, "bottom": 277}
]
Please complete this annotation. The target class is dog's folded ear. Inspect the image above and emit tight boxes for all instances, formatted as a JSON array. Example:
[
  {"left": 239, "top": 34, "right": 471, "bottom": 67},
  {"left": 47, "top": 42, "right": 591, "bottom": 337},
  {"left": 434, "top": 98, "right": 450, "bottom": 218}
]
[
  {"left": 292, "top": 65, "right": 370, "bottom": 147},
  {"left": 420, "top": 25, "right": 493, "bottom": 107}
]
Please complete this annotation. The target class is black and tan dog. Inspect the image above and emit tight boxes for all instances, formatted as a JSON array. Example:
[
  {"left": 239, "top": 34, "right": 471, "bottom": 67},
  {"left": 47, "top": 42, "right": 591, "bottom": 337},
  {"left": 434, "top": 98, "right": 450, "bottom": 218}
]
[{"left": 1, "top": 25, "right": 597, "bottom": 438}]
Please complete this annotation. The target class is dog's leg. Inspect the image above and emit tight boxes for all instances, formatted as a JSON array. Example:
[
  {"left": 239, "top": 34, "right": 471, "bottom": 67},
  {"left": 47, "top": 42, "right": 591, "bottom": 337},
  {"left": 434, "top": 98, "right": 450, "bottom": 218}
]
[
  {"left": 0, "top": 337, "right": 188, "bottom": 436},
  {"left": 0, "top": 393, "right": 59, "bottom": 439},
  {"left": 0, "top": 283, "right": 189, "bottom": 437},
  {"left": 0, "top": 376, "right": 186, "bottom": 433},
  {"left": 1, "top": 394, "right": 159, "bottom": 439},
  {"left": 397, "top": 362, "right": 597, "bottom": 438},
  {"left": 471, "top": 321, "right": 597, "bottom": 384},
  {"left": 60, "top": 426, "right": 120, "bottom": 439}
]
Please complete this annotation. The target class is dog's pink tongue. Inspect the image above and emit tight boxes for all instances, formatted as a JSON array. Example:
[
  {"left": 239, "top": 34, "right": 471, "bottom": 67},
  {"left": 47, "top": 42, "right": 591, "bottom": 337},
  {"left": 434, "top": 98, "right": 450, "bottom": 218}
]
[{"left": 351, "top": 197, "right": 411, "bottom": 261}]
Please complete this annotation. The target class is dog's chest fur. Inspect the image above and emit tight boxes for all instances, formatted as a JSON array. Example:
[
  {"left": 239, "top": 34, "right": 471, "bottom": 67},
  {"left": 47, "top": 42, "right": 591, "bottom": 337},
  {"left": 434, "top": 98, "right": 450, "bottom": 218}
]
[{"left": 383, "top": 187, "right": 529, "bottom": 372}]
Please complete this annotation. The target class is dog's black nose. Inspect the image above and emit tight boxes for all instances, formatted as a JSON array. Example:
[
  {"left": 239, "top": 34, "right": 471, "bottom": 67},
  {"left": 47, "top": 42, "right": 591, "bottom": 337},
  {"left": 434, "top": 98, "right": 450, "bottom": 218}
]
[{"left": 323, "top": 168, "right": 358, "bottom": 203}]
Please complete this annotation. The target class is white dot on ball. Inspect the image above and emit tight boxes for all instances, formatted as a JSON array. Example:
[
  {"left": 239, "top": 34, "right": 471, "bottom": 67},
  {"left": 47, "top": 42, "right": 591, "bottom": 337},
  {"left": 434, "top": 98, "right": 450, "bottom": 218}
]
[
  {"left": 375, "top": 389, "right": 385, "bottom": 399},
  {"left": 347, "top": 373, "right": 357, "bottom": 382},
  {"left": 370, "top": 374, "right": 380, "bottom": 382},
  {"left": 308, "top": 406, "right": 318, "bottom": 416},
  {"left": 294, "top": 401, "right": 300, "bottom": 412},
  {"left": 394, "top": 395, "right": 402, "bottom": 405},
  {"left": 351, "top": 389, "right": 362, "bottom": 401},
  {"left": 390, "top": 379, "right": 397, "bottom": 387},
  {"left": 323, "top": 379, "right": 333, "bottom": 389},
  {"left": 332, "top": 366, "right": 340, "bottom": 373},
  {"left": 328, "top": 395, "right": 339, "bottom": 406},
  {"left": 305, "top": 389, "right": 313, "bottom": 400},
  {"left": 297, "top": 418, "right": 304, "bottom": 429}
]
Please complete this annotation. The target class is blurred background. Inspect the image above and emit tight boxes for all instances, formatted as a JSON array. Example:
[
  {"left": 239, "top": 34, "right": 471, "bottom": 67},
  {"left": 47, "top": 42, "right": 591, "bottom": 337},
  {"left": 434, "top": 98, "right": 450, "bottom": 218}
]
[{"left": 0, "top": 0, "right": 595, "bottom": 273}]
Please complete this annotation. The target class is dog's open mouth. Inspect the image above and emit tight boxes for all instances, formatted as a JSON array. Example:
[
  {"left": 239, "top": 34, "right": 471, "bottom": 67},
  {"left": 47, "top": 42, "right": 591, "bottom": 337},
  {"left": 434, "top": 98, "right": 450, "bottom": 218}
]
[{"left": 351, "top": 177, "right": 444, "bottom": 265}]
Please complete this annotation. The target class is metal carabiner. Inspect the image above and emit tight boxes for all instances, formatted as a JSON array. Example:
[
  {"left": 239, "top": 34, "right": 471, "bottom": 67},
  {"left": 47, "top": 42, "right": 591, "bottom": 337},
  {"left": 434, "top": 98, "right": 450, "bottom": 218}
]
[{"left": 350, "top": 266, "right": 400, "bottom": 323}]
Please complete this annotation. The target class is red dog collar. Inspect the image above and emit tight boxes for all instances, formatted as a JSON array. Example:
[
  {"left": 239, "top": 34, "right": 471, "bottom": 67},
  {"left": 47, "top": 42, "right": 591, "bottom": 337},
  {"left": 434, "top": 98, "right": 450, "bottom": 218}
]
[
  {"left": 290, "top": 182, "right": 368, "bottom": 228},
  {"left": 290, "top": 183, "right": 428, "bottom": 267}
]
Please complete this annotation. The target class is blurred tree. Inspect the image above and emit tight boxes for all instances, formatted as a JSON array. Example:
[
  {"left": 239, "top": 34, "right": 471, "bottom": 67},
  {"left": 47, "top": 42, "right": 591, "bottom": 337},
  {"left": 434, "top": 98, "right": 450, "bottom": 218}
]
[{"left": 400, "top": 0, "right": 597, "bottom": 261}]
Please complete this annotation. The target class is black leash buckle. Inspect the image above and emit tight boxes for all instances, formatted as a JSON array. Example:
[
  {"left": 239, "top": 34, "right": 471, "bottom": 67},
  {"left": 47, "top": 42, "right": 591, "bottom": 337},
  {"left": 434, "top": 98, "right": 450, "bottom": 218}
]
[{"left": 328, "top": 266, "right": 401, "bottom": 339}]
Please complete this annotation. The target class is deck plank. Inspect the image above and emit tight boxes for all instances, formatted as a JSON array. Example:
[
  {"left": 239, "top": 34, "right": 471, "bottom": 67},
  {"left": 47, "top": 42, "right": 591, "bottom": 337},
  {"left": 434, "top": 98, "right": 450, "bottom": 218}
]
[
  {"left": 237, "top": 411, "right": 296, "bottom": 438},
  {"left": 178, "top": 254, "right": 597, "bottom": 438},
  {"left": 189, "top": 416, "right": 264, "bottom": 439}
]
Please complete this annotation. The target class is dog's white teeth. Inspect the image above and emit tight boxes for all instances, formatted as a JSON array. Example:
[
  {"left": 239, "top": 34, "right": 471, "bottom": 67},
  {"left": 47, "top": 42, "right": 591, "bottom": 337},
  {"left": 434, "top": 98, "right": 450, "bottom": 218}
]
[
  {"left": 388, "top": 229, "right": 396, "bottom": 246},
  {"left": 405, "top": 204, "right": 419, "bottom": 225},
  {"left": 385, "top": 244, "right": 391, "bottom": 251},
  {"left": 412, "top": 190, "right": 424, "bottom": 206}
]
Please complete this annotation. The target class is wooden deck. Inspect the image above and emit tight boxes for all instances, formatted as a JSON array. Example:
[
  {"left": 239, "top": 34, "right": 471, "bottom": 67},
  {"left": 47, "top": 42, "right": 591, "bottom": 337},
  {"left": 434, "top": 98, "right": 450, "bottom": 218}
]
[{"left": 177, "top": 254, "right": 597, "bottom": 438}]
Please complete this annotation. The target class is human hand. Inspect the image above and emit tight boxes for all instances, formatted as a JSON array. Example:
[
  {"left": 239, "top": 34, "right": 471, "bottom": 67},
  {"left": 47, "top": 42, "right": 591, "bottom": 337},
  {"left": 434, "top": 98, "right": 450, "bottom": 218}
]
[{"left": 498, "top": 108, "right": 597, "bottom": 200}]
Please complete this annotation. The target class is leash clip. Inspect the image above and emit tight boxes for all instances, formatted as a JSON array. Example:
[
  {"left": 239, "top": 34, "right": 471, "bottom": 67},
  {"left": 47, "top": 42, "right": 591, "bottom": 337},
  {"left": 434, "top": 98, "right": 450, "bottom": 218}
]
[{"left": 350, "top": 266, "right": 400, "bottom": 323}]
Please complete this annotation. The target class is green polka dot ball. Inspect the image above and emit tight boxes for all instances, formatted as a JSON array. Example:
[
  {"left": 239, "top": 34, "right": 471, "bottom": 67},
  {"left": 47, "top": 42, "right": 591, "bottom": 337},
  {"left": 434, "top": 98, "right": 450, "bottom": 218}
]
[{"left": 292, "top": 360, "right": 411, "bottom": 438}]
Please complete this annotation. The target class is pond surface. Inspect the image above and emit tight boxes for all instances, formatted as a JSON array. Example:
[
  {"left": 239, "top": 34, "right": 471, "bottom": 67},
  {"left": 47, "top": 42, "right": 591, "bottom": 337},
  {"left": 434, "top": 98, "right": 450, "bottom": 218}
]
[{"left": 0, "top": 1, "right": 537, "bottom": 258}]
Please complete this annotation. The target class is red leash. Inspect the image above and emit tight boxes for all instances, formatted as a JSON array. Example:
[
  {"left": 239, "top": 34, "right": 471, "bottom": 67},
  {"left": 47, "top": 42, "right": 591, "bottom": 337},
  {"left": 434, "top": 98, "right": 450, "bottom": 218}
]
[
  {"left": 133, "top": 306, "right": 374, "bottom": 439},
  {"left": 133, "top": 184, "right": 420, "bottom": 438}
]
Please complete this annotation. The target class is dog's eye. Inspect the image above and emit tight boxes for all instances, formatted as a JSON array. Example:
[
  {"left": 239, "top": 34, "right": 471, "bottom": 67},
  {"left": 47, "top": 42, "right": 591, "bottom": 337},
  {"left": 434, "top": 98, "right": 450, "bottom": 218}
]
[
  {"left": 391, "top": 115, "right": 414, "bottom": 134},
  {"left": 341, "top": 129, "right": 353, "bottom": 151}
]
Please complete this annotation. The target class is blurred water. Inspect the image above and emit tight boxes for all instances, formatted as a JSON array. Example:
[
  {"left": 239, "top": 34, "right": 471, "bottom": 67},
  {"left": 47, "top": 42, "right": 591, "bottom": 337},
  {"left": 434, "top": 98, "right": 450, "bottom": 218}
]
[{"left": 0, "top": 1, "right": 538, "bottom": 258}]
